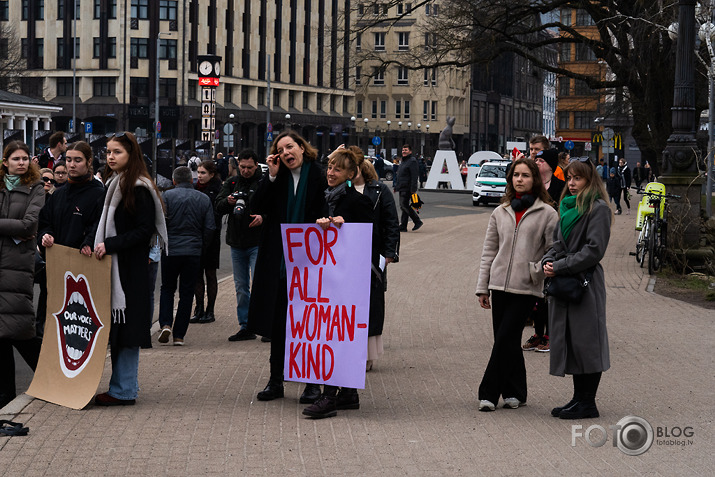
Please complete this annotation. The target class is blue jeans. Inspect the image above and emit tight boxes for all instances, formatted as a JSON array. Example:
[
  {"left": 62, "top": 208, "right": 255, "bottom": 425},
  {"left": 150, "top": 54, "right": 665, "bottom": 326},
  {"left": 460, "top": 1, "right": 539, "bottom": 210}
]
[
  {"left": 231, "top": 246, "right": 258, "bottom": 328},
  {"left": 159, "top": 255, "right": 201, "bottom": 339},
  {"left": 108, "top": 345, "right": 140, "bottom": 400}
]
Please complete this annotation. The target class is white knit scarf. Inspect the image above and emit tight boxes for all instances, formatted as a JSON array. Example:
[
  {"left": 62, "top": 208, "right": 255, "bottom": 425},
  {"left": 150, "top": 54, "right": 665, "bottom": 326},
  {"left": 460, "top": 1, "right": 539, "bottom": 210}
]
[{"left": 95, "top": 173, "right": 168, "bottom": 324}]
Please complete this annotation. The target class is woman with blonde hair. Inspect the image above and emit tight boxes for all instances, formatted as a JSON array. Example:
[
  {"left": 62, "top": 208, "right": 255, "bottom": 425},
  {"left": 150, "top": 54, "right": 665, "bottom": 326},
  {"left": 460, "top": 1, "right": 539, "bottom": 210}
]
[
  {"left": 0, "top": 141, "right": 45, "bottom": 408},
  {"left": 543, "top": 157, "right": 612, "bottom": 419}
]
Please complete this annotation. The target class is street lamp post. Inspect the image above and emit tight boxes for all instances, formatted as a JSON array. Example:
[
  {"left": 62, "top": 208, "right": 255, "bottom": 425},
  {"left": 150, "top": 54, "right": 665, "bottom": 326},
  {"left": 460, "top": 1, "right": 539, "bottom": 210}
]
[
  {"left": 363, "top": 117, "right": 369, "bottom": 152},
  {"left": 285, "top": 113, "right": 291, "bottom": 130},
  {"left": 425, "top": 124, "right": 430, "bottom": 157},
  {"left": 416, "top": 123, "right": 423, "bottom": 156},
  {"left": 350, "top": 116, "right": 356, "bottom": 145}
]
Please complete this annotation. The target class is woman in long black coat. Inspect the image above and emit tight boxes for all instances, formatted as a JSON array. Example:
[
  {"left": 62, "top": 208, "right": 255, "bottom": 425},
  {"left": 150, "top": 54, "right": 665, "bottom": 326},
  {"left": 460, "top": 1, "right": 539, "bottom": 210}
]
[
  {"left": 248, "top": 131, "right": 327, "bottom": 404},
  {"left": 94, "top": 132, "right": 167, "bottom": 406},
  {"left": 192, "top": 160, "right": 223, "bottom": 323}
]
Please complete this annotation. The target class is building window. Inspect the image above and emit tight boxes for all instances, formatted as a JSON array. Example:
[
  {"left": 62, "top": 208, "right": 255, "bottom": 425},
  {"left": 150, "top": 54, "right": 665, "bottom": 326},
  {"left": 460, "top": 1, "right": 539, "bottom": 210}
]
[
  {"left": 56, "top": 38, "right": 79, "bottom": 60},
  {"left": 371, "top": 100, "right": 377, "bottom": 119},
  {"left": 273, "top": 89, "right": 280, "bottom": 109},
  {"left": 575, "top": 44, "right": 596, "bottom": 61},
  {"left": 130, "top": 38, "right": 149, "bottom": 59},
  {"left": 241, "top": 87, "right": 249, "bottom": 105},
  {"left": 130, "top": 77, "right": 149, "bottom": 97},
  {"left": 159, "top": 0, "right": 178, "bottom": 20},
  {"left": 424, "top": 33, "right": 437, "bottom": 50},
  {"left": 257, "top": 87, "right": 265, "bottom": 106},
  {"left": 423, "top": 68, "right": 435, "bottom": 86},
  {"left": 23, "top": 0, "right": 44, "bottom": 20},
  {"left": 56, "top": 77, "right": 76, "bottom": 96},
  {"left": 356, "top": 100, "right": 363, "bottom": 118},
  {"left": 131, "top": 0, "right": 149, "bottom": 19},
  {"left": 159, "top": 39, "right": 177, "bottom": 59},
  {"left": 430, "top": 101, "right": 437, "bottom": 120},
  {"left": 57, "top": 0, "right": 80, "bottom": 19},
  {"left": 93, "top": 77, "right": 116, "bottom": 97},
  {"left": 380, "top": 100, "right": 386, "bottom": 118},
  {"left": 558, "top": 112, "right": 570, "bottom": 129},
  {"left": 225, "top": 84, "right": 233, "bottom": 103},
  {"left": 574, "top": 111, "right": 594, "bottom": 129},
  {"left": 159, "top": 78, "right": 177, "bottom": 100},
  {"left": 372, "top": 67, "right": 385, "bottom": 85},
  {"left": 397, "top": 66, "right": 408, "bottom": 85},
  {"left": 355, "top": 66, "right": 361, "bottom": 86},
  {"left": 356, "top": 33, "right": 361, "bottom": 51},
  {"left": 302, "top": 91, "right": 310, "bottom": 109},
  {"left": 423, "top": 100, "right": 428, "bottom": 120},
  {"left": 317, "top": 93, "right": 324, "bottom": 110},
  {"left": 404, "top": 100, "right": 410, "bottom": 119},
  {"left": 398, "top": 32, "right": 409, "bottom": 51},
  {"left": 559, "top": 77, "right": 570, "bottom": 96},
  {"left": 95, "top": 0, "right": 117, "bottom": 19},
  {"left": 0, "top": 39, "right": 7, "bottom": 59},
  {"left": 0, "top": 1, "right": 8, "bottom": 21},
  {"left": 374, "top": 32, "right": 385, "bottom": 51},
  {"left": 575, "top": 9, "right": 594, "bottom": 26},
  {"left": 560, "top": 7, "right": 572, "bottom": 26},
  {"left": 357, "top": 4, "right": 364, "bottom": 15},
  {"left": 426, "top": 2, "right": 438, "bottom": 16},
  {"left": 560, "top": 43, "right": 571, "bottom": 62},
  {"left": 395, "top": 100, "right": 401, "bottom": 119},
  {"left": 94, "top": 37, "right": 117, "bottom": 58},
  {"left": 188, "top": 79, "right": 197, "bottom": 100},
  {"left": 574, "top": 78, "right": 596, "bottom": 96},
  {"left": 289, "top": 91, "right": 295, "bottom": 108}
]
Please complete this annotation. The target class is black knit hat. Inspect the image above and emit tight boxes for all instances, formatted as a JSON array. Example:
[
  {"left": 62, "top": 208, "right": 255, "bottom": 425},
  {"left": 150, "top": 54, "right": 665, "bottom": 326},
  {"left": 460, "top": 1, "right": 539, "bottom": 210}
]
[{"left": 536, "top": 149, "right": 559, "bottom": 172}]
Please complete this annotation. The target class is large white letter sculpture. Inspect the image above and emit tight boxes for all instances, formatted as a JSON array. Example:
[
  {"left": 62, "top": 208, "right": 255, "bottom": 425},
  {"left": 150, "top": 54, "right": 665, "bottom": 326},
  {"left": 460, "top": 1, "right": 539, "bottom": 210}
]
[{"left": 424, "top": 150, "right": 463, "bottom": 189}]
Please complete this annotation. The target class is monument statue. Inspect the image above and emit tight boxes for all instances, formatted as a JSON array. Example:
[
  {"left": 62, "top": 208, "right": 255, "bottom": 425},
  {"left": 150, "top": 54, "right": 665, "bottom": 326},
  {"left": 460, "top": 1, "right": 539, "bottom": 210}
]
[{"left": 438, "top": 116, "right": 456, "bottom": 150}]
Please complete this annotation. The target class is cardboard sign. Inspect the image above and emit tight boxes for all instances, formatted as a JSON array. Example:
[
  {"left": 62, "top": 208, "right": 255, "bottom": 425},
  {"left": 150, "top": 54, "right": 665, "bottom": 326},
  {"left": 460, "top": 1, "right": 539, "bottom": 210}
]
[
  {"left": 281, "top": 223, "right": 372, "bottom": 389},
  {"left": 27, "top": 245, "right": 112, "bottom": 409}
]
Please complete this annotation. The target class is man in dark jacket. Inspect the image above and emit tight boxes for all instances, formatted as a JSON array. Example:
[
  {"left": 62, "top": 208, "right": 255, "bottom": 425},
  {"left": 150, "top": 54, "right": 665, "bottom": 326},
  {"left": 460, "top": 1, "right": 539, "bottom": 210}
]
[
  {"left": 38, "top": 131, "right": 67, "bottom": 169},
  {"left": 215, "top": 149, "right": 264, "bottom": 341},
  {"left": 394, "top": 144, "right": 423, "bottom": 231},
  {"left": 158, "top": 166, "right": 215, "bottom": 345}
]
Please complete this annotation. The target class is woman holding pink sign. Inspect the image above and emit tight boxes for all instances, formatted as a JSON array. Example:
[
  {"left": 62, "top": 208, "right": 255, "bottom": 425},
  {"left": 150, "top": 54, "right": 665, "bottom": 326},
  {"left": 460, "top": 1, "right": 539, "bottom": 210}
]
[{"left": 301, "top": 148, "right": 373, "bottom": 419}]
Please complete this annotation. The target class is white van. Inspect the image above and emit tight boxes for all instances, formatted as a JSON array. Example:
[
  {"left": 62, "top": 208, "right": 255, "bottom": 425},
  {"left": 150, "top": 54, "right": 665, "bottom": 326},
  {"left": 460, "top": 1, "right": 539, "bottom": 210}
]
[{"left": 472, "top": 160, "right": 511, "bottom": 206}]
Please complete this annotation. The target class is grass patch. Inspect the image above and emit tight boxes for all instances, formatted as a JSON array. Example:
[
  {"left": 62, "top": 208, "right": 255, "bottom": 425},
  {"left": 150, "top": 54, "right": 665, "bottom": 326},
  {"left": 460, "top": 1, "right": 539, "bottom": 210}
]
[{"left": 653, "top": 269, "right": 715, "bottom": 308}]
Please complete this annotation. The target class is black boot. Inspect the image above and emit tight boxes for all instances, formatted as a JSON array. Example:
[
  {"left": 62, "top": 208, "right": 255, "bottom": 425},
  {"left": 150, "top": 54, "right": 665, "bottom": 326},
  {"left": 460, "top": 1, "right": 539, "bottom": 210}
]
[
  {"left": 558, "top": 372, "right": 601, "bottom": 419},
  {"left": 299, "top": 383, "right": 322, "bottom": 404},
  {"left": 189, "top": 305, "right": 204, "bottom": 323},
  {"left": 257, "top": 378, "right": 284, "bottom": 401},
  {"left": 558, "top": 398, "right": 599, "bottom": 419},
  {"left": 336, "top": 388, "right": 360, "bottom": 410},
  {"left": 199, "top": 311, "right": 215, "bottom": 323}
]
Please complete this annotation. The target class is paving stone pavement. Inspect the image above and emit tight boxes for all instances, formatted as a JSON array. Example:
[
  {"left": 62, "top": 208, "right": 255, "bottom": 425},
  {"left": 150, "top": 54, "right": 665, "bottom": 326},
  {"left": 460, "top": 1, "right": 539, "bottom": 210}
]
[{"left": 1, "top": 209, "right": 712, "bottom": 476}]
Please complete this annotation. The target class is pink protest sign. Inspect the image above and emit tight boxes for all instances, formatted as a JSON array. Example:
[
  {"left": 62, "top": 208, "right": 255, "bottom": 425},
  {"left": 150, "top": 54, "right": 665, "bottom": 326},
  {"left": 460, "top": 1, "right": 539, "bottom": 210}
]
[{"left": 281, "top": 223, "right": 372, "bottom": 389}]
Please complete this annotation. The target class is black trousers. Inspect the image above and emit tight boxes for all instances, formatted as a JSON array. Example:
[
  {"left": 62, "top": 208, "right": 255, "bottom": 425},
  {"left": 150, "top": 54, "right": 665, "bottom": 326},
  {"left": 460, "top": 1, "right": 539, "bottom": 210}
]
[
  {"left": 478, "top": 291, "right": 534, "bottom": 404},
  {"left": 533, "top": 297, "right": 549, "bottom": 337},
  {"left": 399, "top": 192, "right": 421, "bottom": 228},
  {"left": 0, "top": 337, "right": 42, "bottom": 402}
]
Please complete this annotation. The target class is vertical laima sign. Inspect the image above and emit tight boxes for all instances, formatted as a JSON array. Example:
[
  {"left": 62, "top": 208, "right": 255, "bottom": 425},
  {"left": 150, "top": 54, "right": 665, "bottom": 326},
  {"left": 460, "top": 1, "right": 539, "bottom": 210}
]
[{"left": 281, "top": 223, "right": 372, "bottom": 389}]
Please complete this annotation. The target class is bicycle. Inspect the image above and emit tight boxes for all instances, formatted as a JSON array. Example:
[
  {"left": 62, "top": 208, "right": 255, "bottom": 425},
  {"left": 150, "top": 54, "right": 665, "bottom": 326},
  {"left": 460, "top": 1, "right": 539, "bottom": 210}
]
[{"left": 633, "top": 183, "right": 680, "bottom": 275}]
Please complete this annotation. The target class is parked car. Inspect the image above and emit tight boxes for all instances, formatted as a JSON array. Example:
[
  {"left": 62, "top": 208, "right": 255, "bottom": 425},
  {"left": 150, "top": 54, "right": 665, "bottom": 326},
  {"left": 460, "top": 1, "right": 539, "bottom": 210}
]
[{"left": 472, "top": 160, "right": 510, "bottom": 206}]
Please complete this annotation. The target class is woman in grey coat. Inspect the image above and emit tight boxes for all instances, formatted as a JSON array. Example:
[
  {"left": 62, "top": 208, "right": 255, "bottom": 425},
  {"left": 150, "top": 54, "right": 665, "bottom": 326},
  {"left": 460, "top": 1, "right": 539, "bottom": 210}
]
[
  {"left": 0, "top": 141, "right": 45, "bottom": 408},
  {"left": 543, "top": 158, "right": 612, "bottom": 420}
]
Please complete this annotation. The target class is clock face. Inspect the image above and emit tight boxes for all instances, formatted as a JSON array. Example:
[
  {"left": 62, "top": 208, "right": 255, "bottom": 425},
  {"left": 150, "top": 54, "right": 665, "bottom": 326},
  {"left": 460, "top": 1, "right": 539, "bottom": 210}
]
[
  {"left": 214, "top": 62, "right": 221, "bottom": 76},
  {"left": 199, "top": 61, "right": 212, "bottom": 76}
]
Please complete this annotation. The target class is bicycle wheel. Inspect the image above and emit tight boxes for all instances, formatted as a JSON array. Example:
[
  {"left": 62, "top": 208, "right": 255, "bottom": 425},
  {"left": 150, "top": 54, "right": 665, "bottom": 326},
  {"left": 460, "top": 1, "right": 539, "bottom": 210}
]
[
  {"left": 639, "top": 217, "right": 650, "bottom": 268},
  {"left": 648, "top": 217, "right": 660, "bottom": 274}
]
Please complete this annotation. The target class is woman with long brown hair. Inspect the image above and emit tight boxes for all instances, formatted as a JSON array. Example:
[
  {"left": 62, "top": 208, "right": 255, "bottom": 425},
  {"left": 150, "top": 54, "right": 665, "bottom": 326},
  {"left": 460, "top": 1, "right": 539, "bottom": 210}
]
[
  {"left": 0, "top": 141, "right": 45, "bottom": 408},
  {"left": 93, "top": 132, "right": 167, "bottom": 406},
  {"left": 475, "top": 158, "right": 558, "bottom": 412}
]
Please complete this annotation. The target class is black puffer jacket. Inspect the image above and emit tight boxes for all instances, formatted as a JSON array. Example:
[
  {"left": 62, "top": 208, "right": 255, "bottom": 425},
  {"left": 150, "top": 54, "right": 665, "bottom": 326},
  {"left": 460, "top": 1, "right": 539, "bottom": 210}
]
[
  {"left": 394, "top": 155, "right": 419, "bottom": 193},
  {"left": 0, "top": 179, "right": 45, "bottom": 340}
]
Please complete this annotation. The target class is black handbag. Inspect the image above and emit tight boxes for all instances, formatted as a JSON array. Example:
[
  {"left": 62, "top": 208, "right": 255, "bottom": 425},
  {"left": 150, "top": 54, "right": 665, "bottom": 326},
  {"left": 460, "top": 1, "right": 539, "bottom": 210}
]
[{"left": 544, "top": 268, "right": 594, "bottom": 303}]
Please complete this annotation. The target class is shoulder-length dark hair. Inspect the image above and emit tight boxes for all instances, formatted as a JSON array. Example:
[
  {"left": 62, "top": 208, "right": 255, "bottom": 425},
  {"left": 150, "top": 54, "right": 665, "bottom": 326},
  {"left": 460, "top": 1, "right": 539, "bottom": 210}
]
[
  {"left": 0, "top": 140, "right": 40, "bottom": 187},
  {"left": 270, "top": 130, "right": 318, "bottom": 174},
  {"left": 104, "top": 132, "right": 163, "bottom": 213},
  {"left": 66, "top": 141, "right": 94, "bottom": 174},
  {"left": 503, "top": 158, "right": 552, "bottom": 206}
]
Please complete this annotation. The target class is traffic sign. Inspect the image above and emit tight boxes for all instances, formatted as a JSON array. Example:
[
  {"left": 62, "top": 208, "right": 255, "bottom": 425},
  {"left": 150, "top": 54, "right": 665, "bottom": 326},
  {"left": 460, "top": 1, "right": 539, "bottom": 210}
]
[
  {"left": 156, "top": 121, "right": 161, "bottom": 133},
  {"left": 602, "top": 128, "right": 614, "bottom": 140},
  {"left": 84, "top": 122, "right": 93, "bottom": 134},
  {"left": 372, "top": 136, "right": 381, "bottom": 146},
  {"left": 564, "top": 140, "right": 574, "bottom": 151},
  {"left": 584, "top": 142, "right": 592, "bottom": 151},
  {"left": 267, "top": 123, "right": 273, "bottom": 132},
  {"left": 223, "top": 123, "right": 234, "bottom": 135},
  {"left": 266, "top": 131, "right": 273, "bottom": 141},
  {"left": 69, "top": 119, "right": 73, "bottom": 131}
]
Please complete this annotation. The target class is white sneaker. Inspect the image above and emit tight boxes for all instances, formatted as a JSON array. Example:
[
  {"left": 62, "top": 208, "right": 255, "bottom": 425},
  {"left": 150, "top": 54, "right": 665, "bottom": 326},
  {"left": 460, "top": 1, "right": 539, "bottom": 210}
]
[
  {"left": 158, "top": 326, "right": 171, "bottom": 343},
  {"left": 479, "top": 400, "right": 496, "bottom": 412},
  {"left": 503, "top": 397, "right": 524, "bottom": 409}
]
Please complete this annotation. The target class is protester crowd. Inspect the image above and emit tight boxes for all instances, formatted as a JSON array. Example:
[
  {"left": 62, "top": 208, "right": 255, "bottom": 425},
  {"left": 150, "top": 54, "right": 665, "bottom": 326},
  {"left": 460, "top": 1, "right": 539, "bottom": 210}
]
[{"left": 2, "top": 131, "right": 622, "bottom": 423}]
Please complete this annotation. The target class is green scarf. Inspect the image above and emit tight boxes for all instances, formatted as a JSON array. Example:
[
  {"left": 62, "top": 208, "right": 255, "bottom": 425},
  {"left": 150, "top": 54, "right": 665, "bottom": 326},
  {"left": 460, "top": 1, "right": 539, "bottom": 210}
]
[
  {"left": 3, "top": 174, "right": 21, "bottom": 191},
  {"left": 286, "top": 162, "right": 311, "bottom": 223},
  {"left": 559, "top": 194, "right": 583, "bottom": 241}
]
